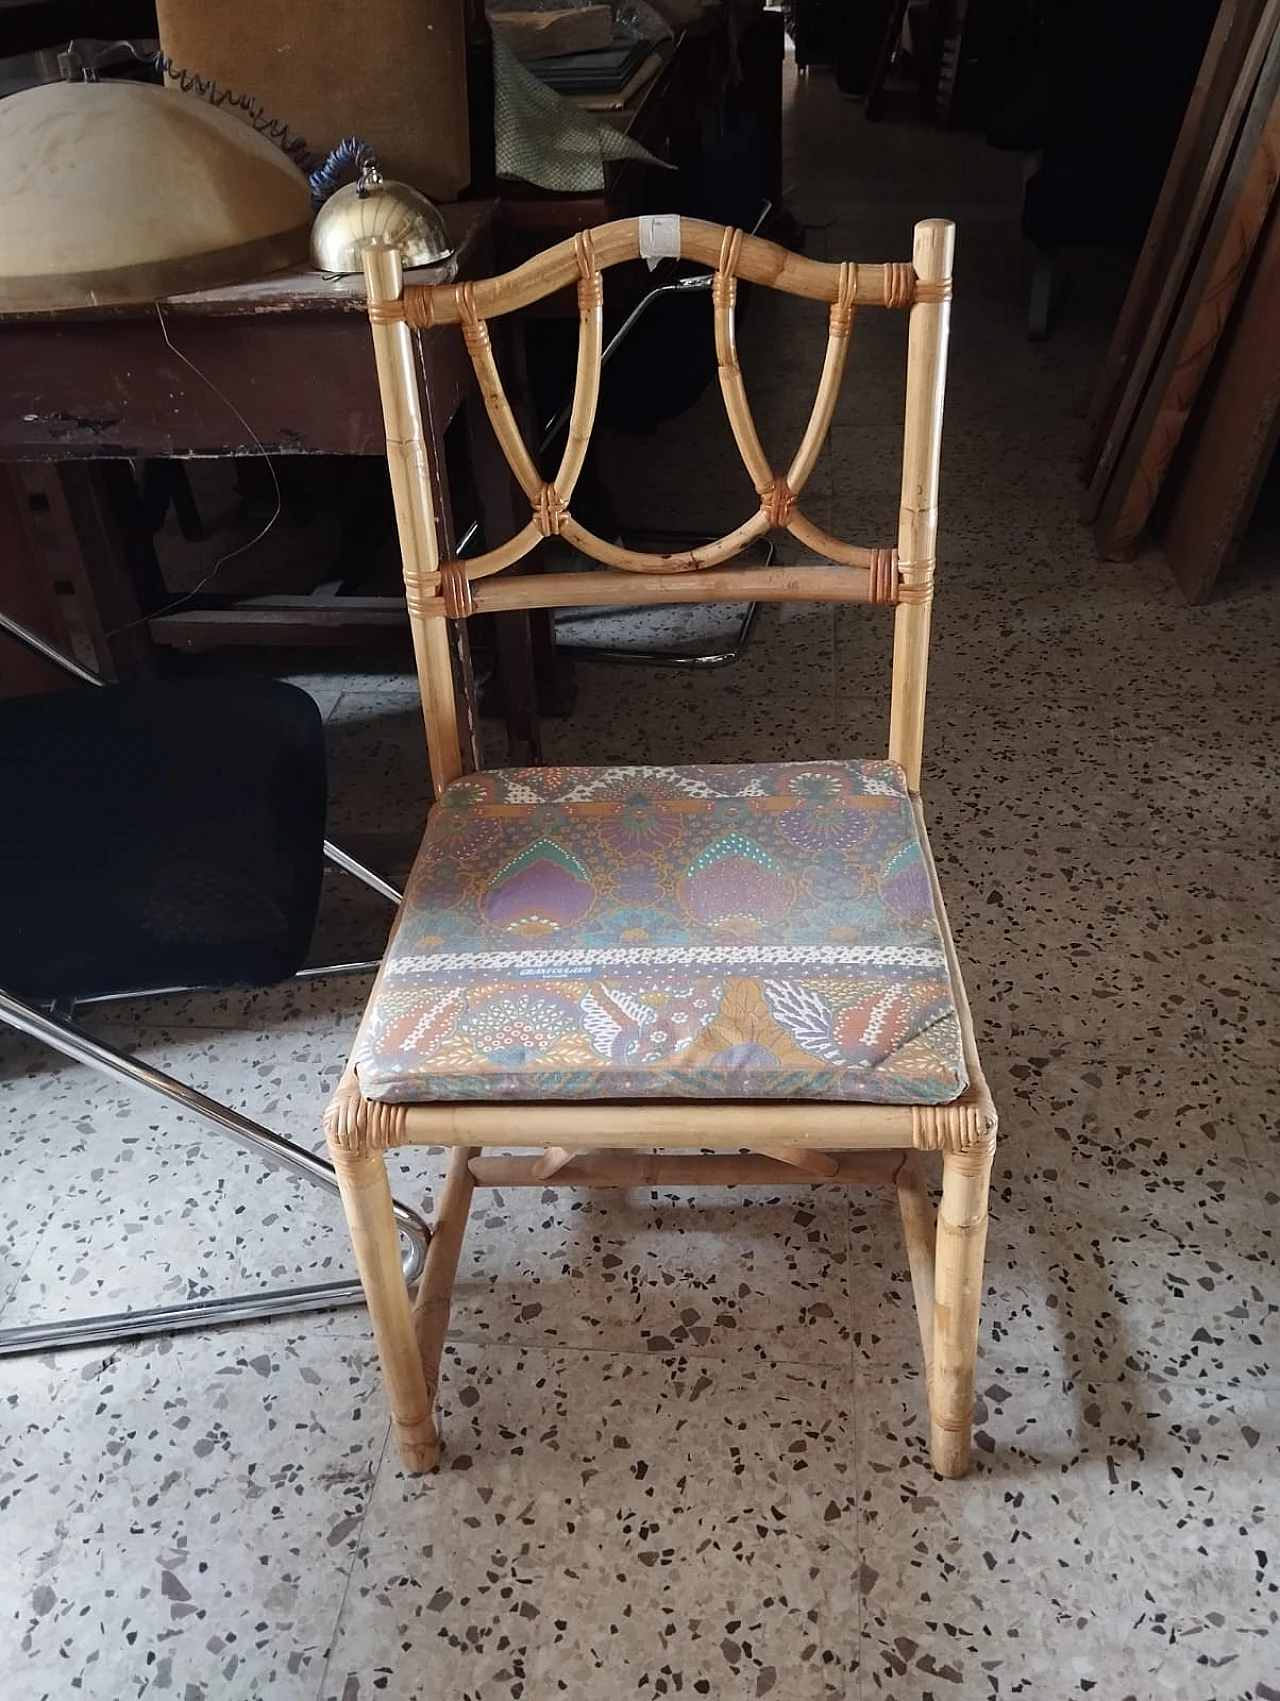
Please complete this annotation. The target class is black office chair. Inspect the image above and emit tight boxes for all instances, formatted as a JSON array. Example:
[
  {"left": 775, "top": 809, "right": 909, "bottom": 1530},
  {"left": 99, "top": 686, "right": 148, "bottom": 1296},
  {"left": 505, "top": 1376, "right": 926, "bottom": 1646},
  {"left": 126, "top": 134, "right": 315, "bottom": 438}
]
[{"left": 0, "top": 612, "right": 429, "bottom": 1356}]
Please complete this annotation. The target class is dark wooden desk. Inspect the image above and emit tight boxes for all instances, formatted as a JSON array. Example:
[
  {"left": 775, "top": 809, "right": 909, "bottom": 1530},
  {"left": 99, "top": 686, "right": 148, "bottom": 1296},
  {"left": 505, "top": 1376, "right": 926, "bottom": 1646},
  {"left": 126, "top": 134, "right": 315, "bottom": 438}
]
[
  {"left": 0, "top": 0, "right": 155, "bottom": 53},
  {"left": 0, "top": 201, "right": 544, "bottom": 762}
]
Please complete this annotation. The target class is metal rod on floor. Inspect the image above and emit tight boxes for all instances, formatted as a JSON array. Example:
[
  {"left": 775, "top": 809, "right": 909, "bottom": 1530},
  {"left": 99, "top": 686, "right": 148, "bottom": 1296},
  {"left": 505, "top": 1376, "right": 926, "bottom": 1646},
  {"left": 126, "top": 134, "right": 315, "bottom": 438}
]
[
  {"left": 323, "top": 840, "right": 403, "bottom": 905},
  {"left": 0, "top": 988, "right": 430, "bottom": 1356},
  {"left": 0, "top": 1280, "right": 381, "bottom": 1356},
  {"left": 70, "top": 959, "right": 383, "bottom": 1009}
]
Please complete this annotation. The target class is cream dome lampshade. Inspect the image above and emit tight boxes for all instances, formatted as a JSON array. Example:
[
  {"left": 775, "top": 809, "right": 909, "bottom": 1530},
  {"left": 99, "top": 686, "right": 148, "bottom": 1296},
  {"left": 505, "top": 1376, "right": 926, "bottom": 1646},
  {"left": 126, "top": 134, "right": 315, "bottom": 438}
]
[{"left": 0, "top": 79, "right": 313, "bottom": 312}]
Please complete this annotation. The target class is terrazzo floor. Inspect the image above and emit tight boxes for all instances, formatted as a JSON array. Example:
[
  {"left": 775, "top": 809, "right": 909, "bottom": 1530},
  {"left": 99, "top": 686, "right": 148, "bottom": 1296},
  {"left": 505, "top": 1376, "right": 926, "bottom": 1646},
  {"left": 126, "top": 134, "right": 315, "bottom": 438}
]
[{"left": 4, "top": 62, "right": 1280, "bottom": 1701}]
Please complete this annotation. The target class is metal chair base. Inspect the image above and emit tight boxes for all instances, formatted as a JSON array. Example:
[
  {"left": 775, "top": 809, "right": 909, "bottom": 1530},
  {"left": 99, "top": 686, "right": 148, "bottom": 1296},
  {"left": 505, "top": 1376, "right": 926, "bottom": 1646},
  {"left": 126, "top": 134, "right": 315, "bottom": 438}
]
[{"left": 0, "top": 986, "right": 429, "bottom": 1357}]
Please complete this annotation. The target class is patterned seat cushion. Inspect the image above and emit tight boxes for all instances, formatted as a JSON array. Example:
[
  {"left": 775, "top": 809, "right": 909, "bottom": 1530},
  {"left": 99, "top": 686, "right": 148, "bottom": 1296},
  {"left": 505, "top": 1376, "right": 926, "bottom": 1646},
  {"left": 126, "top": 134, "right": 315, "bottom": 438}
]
[{"left": 356, "top": 761, "right": 968, "bottom": 1105}]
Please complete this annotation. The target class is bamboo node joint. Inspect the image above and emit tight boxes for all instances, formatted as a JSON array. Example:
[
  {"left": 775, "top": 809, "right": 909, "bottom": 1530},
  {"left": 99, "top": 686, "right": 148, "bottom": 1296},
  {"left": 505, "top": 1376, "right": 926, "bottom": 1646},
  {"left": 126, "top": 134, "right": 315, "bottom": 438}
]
[
  {"left": 405, "top": 579, "right": 443, "bottom": 621},
  {"left": 457, "top": 281, "right": 490, "bottom": 355},
  {"left": 400, "top": 287, "right": 434, "bottom": 329},
  {"left": 912, "top": 277, "right": 953, "bottom": 305},
  {"left": 574, "top": 230, "right": 603, "bottom": 310},
  {"left": 712, "top": 225, "right": 744, "bottom": 308}
]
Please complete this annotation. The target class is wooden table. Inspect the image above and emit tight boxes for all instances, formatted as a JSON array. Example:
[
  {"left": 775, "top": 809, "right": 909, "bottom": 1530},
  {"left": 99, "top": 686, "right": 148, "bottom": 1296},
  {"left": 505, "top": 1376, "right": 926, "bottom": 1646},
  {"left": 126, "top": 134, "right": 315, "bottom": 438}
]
[{"left": 0, "top": 200, "right": 545, "bottom": 762}]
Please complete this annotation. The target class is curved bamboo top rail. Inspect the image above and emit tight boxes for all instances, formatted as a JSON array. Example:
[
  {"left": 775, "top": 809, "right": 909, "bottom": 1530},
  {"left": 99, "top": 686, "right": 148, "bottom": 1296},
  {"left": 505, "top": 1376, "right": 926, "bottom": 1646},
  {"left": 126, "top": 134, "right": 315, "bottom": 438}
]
[
  {"left": 389, "top": 217, "right": 949, "bottom": 327},
  {"left": 363, "top": 216, "right": 953, "bottom": 631}
]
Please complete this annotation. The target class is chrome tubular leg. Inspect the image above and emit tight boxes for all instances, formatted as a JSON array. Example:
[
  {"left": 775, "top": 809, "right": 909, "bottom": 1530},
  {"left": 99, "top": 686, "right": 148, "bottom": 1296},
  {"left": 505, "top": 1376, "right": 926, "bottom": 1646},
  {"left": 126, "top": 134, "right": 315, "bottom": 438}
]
[
  {"left": 0, "top": 989, "right": 429, "bottom": 1357},
  {"left": 323, "top": 840, "right": 403, "bottom": 906},
  {"left": 0, "top": 609, "right": 103, "bottom": 686},
  {"left": 70, "top": 959, "right": 384, "bottom": 1006}
]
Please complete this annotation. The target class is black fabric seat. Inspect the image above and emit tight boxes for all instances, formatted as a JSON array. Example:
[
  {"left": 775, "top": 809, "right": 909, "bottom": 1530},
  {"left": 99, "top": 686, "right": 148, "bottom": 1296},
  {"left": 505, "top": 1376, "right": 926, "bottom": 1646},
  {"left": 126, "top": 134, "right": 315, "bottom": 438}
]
[{"left": 0, "top": 678, "right": 326, "bottom": 1003}]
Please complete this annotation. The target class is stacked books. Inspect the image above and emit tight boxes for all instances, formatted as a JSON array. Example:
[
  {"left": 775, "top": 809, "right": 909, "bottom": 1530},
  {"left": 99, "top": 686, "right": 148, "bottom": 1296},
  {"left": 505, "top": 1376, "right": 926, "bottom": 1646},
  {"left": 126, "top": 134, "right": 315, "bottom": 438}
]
[
  {"left": 532, "top": 35, "right": 654, "bottom": 96},
  {"left": 489, "top": 4, "right": 665, "bottom": 110}
]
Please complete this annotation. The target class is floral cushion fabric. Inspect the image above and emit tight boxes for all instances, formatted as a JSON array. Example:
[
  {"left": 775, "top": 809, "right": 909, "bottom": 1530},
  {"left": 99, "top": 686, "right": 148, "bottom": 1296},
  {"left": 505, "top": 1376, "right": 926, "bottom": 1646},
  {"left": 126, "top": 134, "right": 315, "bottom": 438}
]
[{"left": 356, "top": 762, "right": 968, "bottom": 1104}]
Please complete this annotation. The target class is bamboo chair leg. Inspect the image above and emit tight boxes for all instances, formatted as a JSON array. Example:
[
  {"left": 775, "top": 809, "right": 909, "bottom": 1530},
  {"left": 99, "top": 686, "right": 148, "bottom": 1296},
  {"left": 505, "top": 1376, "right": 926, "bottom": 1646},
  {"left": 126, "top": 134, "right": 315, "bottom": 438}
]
[
  {"left": 894, "top": 1151, "right": 936, "bottom": 1379},
  {"left": 929, "top": 1143, "right": 993, "bottom": 1479},
  {"left": 413, "top": 1146, "right": 479, "bottom": 1434},
  {"left": 330, "top": 1147, "right": 439, "bottom": 1474}
]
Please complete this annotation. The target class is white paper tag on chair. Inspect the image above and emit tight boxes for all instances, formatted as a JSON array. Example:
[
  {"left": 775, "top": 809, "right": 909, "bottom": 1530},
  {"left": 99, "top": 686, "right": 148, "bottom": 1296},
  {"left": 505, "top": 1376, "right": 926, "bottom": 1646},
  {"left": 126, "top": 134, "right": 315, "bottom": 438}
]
[{"left": 638, "top": 213, "right": 681, "bottom": 271}]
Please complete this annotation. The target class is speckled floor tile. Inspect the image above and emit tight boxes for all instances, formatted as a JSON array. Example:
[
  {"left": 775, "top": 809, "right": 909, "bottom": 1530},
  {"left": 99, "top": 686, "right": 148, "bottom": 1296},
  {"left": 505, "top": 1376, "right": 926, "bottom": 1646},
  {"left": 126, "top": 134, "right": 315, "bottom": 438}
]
[
  {"left": 0, "top": 1019, "right": 362, "bottom": 1335},
  {"left": 1214, "top": 1052, "right": 1280, "bottom": 1182},
  {"left": 923, "top": 703, "right": 1141, "bottom": 849},
  {"left": 851, "top": 1183, "right": 1280, "bottom": 1394},
  {"left": 1191, "top": 959, "right": 1280, "bottom": 1085},
  {"left": 442, "top": 1173, "right": 851, "bottom": 1365},
  {"left": 1, "top": 1317, "right": 389, "bottom": 1701},
  {"left": 1115, "top": 729, "right": 1280, "bottom": 853},
  {"left": 324, "top": 688, "right": 436, "bottom": 838},
  {"left": 6, "top": 59, "right": 1280, "bottom": 1701},
  {"left": 928, "top": 841, "right": 1206, "bottom": 1055},
  {"left": 857, "top": 1370, "right": 1279, "bottom": 1701},
  {"left": 849, "top": 1111, "right": 1278, "bottom": 1391},
  {"left": 541, "top": 603, "right": 842, "bottom": 767},
  {"left": 281, "top": 677, "right": 347, "bottom": 722},
  {"left": 320, "top": 1344, "right": 860, "bottom": 1701}
]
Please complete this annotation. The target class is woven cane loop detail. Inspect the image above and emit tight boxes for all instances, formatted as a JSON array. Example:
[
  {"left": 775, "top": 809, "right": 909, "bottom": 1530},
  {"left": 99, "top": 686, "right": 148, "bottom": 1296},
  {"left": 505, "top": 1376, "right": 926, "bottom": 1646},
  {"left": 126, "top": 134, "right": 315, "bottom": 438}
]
[
  {"left": 882, "top": 263, "right": 913, "bottom": 310},
  {"left": 712, "top": 226, "right": 743, "bottom": 310},
  {"left": 534, "top": 482, "right": 566, "bottom": 537},
  {"left": 399, "top": 288, "right": 435, "bottom": 329},
  {"left": 869, "top": 547, "right": 898, "bottom": 604},
  {"left": 761, "top": 476, "right": 796, "bottom": 528},
  {"left": 829, "top": 262, "right": 857, "bottom": 338},
  {"left": 323, "top": 1074, "right": 408, "bottom": 1154},
  {"left": 457, "top": 282, "right": 489, "bottom": 355},
  {"left": 896, "top": 559, "right": 935, "bottom": 605},
  {"left": 912, "top": 1103, "right": 990, "bottom": 1153},
  {"left": 574, "top": 230, "right": 603, "bottom": 311},
  {"left": 404, "top": 580, "right": 437, "bottom": 622},
  {"left": 913, "top": 277, "right": 953, "bottom": 305},
  {"left": 439, "top": 561, "right": 475, "bottom": 620},
  {"left": 367, "top": 299, "right": 404, "bottom": 325}
]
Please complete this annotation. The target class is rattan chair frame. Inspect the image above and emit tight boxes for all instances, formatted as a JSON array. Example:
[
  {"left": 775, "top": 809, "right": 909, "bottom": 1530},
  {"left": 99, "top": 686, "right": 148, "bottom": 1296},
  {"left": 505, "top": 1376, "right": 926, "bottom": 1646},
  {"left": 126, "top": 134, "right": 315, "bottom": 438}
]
[{"left": 326, "top": 216, "right": 997, "bottom": 1480}]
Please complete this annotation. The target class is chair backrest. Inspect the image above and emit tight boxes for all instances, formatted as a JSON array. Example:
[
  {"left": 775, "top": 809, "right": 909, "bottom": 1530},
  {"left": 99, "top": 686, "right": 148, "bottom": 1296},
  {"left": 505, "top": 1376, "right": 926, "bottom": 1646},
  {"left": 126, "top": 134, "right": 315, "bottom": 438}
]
[{"left": 362, "top": 215, "right": 953, "bottom": 796}]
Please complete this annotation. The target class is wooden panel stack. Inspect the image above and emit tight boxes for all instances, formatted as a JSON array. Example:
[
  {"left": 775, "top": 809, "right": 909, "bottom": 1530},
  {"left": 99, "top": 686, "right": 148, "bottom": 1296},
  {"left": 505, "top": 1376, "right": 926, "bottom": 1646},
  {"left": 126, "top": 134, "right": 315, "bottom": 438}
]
[{"left": 1080, "top": 0, "right": 1280, "bottom": 600}]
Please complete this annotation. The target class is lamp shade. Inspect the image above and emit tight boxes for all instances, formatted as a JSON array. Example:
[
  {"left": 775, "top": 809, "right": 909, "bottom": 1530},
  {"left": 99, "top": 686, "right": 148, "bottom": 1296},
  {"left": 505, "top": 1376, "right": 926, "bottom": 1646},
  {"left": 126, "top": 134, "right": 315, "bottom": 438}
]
[{"left": 0, "top": 80, "right": 313, "bottom": 312}]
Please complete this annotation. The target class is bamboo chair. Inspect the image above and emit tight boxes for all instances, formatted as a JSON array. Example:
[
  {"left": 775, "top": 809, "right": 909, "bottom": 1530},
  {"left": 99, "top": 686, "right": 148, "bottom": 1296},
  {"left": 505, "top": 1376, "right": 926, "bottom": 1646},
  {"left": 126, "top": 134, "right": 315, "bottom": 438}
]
[{"left": 327, "top": 216, "right": 997, "bottom": 1479}]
